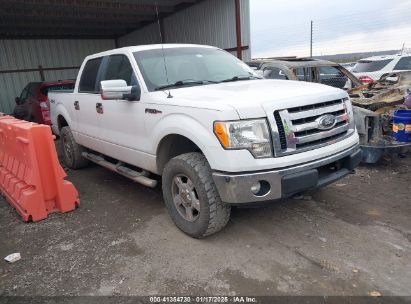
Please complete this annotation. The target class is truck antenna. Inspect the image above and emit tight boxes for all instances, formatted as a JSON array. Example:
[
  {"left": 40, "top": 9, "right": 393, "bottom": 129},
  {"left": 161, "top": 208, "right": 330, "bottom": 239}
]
[{"left": 155, "top": 3, "right": 173, "bottom": 98}]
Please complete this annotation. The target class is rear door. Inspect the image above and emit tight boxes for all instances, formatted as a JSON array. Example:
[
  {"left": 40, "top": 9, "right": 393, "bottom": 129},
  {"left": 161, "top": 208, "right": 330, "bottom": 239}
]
[
  {"left": 295, "top": 67, "right": 316, "bottom": 82},
  {"left": 73, "top": 57, "right": 105, "bottom": 151}
]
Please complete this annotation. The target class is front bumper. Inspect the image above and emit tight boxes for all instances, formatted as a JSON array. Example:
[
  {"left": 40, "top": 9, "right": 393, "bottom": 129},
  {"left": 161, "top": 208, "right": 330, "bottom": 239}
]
[{"left": 212, "top": 144, "right": 362, "bottom": 204}]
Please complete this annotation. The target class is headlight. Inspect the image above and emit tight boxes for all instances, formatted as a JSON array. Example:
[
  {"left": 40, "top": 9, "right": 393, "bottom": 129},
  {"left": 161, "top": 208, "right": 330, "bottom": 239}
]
[
  {"left": 214, "top": 119, "right": 273, "bottom": 158},
  {"left": 343, "top": 97, "right": 355, "bottom": 128}
]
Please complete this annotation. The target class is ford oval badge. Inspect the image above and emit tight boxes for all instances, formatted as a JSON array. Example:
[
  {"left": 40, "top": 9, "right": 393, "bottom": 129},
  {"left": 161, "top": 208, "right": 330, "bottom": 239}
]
[{"left": 316, "top": 114, "right": 336, "bottom": 130}]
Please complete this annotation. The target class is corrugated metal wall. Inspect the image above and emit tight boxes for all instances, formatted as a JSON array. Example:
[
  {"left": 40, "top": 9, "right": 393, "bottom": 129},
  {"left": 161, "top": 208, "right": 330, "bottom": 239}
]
[
  {"left": 0, "top": 0, "right": 251, "bottom": 114},
  {"left": 0, "top": 39, "right": 115, "bottom": 114},
  {"left": 117, "top": 23, "right": 161, "bottom": 47},
  {"left": 118, "top": 0, "right": 251, "bottom": 60}
]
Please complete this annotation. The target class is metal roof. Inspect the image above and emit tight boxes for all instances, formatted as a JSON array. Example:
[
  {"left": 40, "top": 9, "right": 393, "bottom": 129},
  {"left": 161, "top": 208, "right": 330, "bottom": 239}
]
[{"left": 0, "top": 0, "right": 203, "bottom": 39}]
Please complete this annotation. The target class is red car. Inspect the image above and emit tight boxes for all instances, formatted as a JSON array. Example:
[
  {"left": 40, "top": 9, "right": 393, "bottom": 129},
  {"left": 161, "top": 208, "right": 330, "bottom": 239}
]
[{"left": 13, "top": 80, "right": 75, "bottom": 125}]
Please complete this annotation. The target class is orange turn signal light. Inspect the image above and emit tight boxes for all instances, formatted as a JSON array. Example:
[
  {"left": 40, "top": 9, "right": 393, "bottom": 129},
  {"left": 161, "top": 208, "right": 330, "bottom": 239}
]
[{"left": 213, "top": 122, "right": 230, "bottom": 148}]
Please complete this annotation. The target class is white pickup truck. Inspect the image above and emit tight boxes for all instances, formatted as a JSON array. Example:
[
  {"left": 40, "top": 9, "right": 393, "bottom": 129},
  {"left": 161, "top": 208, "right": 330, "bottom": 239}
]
[{"left": 50, "top": 44, "right": 362, "bottom": 238}]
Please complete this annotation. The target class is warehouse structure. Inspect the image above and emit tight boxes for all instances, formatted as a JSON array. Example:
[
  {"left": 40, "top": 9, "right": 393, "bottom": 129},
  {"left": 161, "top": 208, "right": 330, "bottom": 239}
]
[{"left": 0, "top": 0, "right": 251, "bottom": 114}]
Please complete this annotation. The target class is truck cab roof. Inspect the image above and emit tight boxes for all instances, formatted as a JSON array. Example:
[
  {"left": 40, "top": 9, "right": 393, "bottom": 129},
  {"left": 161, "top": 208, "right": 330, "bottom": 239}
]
[{"left": 87, "top": 44, "right": 217, "bottom": 59}]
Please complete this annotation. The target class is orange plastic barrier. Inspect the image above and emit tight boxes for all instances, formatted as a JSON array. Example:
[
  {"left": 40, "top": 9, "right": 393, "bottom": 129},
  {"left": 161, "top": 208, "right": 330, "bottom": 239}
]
[{"left": 0, "top": 115, "right": 79, "bottom": 222}]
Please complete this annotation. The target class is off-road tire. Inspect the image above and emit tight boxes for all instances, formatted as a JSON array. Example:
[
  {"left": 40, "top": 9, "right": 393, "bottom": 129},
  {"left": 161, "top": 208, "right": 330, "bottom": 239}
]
[
  {"left": 162, "top": 152, "right": 231, "bottom": 238},
  {"left": 60, "top": 126, "right": 89, "bottom": 169}
]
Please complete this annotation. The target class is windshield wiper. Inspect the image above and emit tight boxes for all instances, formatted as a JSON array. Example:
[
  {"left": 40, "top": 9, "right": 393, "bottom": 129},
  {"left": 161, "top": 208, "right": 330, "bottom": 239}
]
[
  {"left": 220, "top": 75, "right": 262, "bottom": 83},
  {"left": 154, "top": 77, "right": 260, "bottom": 91},
  {"left": 155, "top": 80, "right": 206, "bottom": 91}
]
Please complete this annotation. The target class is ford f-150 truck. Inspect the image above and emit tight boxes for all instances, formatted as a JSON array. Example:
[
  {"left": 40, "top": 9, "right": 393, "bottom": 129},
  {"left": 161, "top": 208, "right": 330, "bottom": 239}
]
[{"left": 50, "top": 44, "right": 362, "bottom": 238}]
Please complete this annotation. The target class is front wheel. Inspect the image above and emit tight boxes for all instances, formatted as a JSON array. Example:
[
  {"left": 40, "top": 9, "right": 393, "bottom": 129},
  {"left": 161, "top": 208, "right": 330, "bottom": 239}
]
[{"left": 162, "top": 152, "right": 231, "bottom": 238}]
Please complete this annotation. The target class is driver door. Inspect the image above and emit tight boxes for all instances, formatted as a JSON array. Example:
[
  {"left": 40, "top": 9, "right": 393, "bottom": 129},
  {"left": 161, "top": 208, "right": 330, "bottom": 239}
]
[
  {"left": 95, "top": 54, "right": 147, "bottom": 166},
  {"left": 73, "top": 57, "right": 104, "bottom": 152}
]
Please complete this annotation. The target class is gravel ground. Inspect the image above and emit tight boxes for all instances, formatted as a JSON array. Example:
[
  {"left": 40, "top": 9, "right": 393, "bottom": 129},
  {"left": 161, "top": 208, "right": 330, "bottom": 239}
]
[{"left": 0, "top": 150, "right": 410, "bottom": 297}]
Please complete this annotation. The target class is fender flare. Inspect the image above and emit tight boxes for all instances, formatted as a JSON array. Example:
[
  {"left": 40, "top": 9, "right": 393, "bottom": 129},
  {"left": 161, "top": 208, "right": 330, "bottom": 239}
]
[
  {"left": 54, "top": 104, "right": 73, "bottom": 133},
  {"left": 152, "top": 114, "right": 221, "bottom": 170}
]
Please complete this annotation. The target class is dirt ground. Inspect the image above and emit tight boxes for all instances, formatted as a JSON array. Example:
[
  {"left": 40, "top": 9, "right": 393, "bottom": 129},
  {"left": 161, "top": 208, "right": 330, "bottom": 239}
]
[{"left": 0, "top": 148, "right": 410, "bottom": 296}]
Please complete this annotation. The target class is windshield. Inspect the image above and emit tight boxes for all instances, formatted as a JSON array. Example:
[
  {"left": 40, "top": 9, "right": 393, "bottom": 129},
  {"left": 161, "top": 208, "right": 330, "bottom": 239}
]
[
  {"left": 133, "top": 47, "right": 258, "bottom": 91},
  {"left": 353, "top": 59, "right": 393, "bottom": 73}
]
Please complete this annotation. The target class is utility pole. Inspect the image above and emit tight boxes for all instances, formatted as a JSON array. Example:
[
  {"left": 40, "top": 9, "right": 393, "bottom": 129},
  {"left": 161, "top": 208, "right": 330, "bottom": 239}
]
[{"left": 310, "top": 20, "right": 313, "bottom": 57}]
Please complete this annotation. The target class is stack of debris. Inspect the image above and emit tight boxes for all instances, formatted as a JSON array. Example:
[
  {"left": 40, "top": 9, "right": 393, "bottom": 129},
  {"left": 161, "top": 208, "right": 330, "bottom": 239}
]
[{"left": 349, "top": 72, "right": 411, "bottom": 163}]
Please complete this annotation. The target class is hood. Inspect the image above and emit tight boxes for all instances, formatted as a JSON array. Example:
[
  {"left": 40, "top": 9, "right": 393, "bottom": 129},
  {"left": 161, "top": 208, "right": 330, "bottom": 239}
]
[{"left": 159, "top": 79, "right": 348, "bottom": 119}]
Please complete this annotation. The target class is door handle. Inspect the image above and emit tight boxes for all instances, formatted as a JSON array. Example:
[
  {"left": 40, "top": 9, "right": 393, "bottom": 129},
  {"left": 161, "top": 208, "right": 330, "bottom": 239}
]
[
  {"left": 96, "top": 102, "right": 104, "bottom": 114},
  {"left": 74, "top": 101, "right": 80, "bottom": 110}
]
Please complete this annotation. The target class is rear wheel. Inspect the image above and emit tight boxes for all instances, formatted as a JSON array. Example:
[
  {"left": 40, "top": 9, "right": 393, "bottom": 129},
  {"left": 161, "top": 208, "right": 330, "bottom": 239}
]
[
  {"left": 60, "top": 126, "right": 89, "bottom": 169},
  {"left": 162, "top": 152, "right": 231, "bottom": 238}
]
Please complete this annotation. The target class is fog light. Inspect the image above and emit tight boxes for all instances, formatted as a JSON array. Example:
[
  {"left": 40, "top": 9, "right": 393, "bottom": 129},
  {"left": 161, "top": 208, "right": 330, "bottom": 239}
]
[
  {"left": 251, "top": 182, "right": 261, "bottom": 195},
  {"left": 250, "top": 180, "right": 271, "bottom": 197}
]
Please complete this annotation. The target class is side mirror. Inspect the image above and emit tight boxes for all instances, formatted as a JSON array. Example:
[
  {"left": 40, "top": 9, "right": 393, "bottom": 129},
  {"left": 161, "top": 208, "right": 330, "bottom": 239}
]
[
  {"left": 100, "top": 79, "right": 141, "bottom": 101},
  {"left": 15, "top": 97, "right": 22, "bottom": 105}
]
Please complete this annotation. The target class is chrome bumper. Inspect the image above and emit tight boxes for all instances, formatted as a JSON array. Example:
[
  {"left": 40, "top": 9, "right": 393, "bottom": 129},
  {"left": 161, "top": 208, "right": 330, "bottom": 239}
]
[{"left": 212, "top": 144, "right": 362, "bottom": 204}]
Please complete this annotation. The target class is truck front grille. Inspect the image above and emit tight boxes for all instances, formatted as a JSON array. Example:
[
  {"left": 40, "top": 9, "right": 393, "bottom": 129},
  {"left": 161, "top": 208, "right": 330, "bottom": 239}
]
[
  {"left": 273, "top": 110, "right": 287, "bottom": 150},
  {"left": 271, "top": 98, "right": 354, "bottom": 156}
]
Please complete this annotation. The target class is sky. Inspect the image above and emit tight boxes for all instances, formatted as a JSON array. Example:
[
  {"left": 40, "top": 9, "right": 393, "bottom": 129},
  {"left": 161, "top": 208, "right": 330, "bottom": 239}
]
[{"left": 250, "top": 0, "right": 411, "bottom": 58}]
